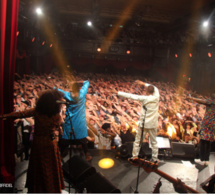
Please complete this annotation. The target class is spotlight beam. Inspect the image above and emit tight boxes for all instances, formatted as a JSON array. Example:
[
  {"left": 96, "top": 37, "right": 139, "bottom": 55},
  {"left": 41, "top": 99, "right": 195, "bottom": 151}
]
[
  {"left": 176, "top": 0, "right": 204, "bottom": 92},
  {"left": 101, "top": 0, "right": 139, "bottom": 53},
  {"left": 38, "top": 16, "right": 75, "bottom": 82}
]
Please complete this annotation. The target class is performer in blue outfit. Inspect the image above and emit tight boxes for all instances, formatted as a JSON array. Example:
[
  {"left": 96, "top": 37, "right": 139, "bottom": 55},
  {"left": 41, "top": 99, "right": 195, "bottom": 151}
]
[{"left": 57, "top": 80, "right": 92, "bottom": 161}]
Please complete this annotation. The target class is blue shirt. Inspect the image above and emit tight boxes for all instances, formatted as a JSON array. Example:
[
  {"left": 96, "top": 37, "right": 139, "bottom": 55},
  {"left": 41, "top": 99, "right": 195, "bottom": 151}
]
[{"left": 57, "top": 80, "right": 89, "bottom": 140}]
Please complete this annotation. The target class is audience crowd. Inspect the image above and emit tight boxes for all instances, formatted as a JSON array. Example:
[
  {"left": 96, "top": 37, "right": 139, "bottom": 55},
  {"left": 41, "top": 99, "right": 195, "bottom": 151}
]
[{"left": 13, "top": 71, "right": 211, "bottom": 160}]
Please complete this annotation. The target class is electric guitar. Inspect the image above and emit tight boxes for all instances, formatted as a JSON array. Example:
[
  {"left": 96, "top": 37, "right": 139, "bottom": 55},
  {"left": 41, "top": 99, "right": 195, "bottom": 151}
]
[{"left": 129, "top": 158, "right": 199, "bottom": 193}]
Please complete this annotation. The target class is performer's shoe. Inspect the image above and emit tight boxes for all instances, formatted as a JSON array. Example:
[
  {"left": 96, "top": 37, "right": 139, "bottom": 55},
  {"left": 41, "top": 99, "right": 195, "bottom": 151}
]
[
  {"left": 149, "top": 158, "right": 160, "bottom": 164},
  {"left": 194, "top": 159, "right": 205, "bottom": 166}
]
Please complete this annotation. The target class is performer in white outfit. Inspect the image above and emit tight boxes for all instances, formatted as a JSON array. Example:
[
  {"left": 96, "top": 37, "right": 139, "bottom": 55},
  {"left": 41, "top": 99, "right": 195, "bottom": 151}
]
[{"left": 112, "top": 80, "right": 159, "bottom": 162}]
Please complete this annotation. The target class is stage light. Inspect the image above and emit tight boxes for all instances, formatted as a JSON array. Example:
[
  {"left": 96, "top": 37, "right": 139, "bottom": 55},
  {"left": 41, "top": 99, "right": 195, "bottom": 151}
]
[
  {"left": 132, "top": 121, "right": 138, "bottom": 133},
  {"left": 97, "top": 47, "right": 101, "bottom": 52},
  {"left": 36, "top": 7, "right": 42, "bottom": 15},
  {"left": 126, "top": 50, "right": 130, "bottom": 54},
  {"left": 189, "top": 53, "right": 192, "bottom": 58},
  {"left": 203, "top": 20, "right": 209, "bottom": 27},
  {"left": 98, "top": 158, "right": 114, "bottom": 169},
  {"left": 32, "top": 37, "right": 35, "bottom": 42},
  {"left": 175, "top": 54, "right": 178, "bottom": 58},
  {"left": 16, "top": 31, "right": 19, "bottom": 36},
  {"left": 87, "top": 21, "right": 92, "bottom": 26},
  {"left": 50, "top": 44, "right": 53, "bottom": 47},
  {"left": 188, "top": 77, "right": 191, "bottom": 82},
  {"left": 42, "top": 41, "right": 45, "bottom": 45},
  {"left": 208, "top": 52, "right": 212, "bottom": 57},
  {"left": 167, "top": 124, "right": 176, "bottom": 138}
]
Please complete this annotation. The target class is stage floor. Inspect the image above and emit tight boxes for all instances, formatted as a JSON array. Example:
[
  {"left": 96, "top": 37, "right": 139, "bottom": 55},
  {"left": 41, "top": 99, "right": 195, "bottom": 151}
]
[{"left": 15, "top": 150, "right": 215, "bottom": 193}]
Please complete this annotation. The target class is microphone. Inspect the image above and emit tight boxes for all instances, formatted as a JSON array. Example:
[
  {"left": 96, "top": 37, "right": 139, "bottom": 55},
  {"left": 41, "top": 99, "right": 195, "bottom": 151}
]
[
  {"left": 143, "top": 105, "right": 147, "bottom": 111},
  {"left": 56, "top": 100, "right": 72, "bottom": 105}
]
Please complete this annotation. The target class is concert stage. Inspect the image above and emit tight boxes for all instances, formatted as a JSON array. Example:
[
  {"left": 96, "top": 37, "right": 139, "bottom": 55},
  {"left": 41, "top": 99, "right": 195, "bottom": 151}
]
[{"left": 15, "top": 150, "right": 215, "bottom": 193}]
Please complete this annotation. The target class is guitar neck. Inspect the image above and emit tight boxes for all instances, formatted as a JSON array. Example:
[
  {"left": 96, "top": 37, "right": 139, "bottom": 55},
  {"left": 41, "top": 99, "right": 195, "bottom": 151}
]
[{"left": 154, "top": 169, "right": 199, "bottom": 193}]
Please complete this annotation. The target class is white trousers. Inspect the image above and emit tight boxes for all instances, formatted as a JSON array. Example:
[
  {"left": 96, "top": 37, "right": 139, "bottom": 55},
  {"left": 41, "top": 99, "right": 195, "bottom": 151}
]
[{"left": 132, "top": 127, "right": 158, "bottom": 160}]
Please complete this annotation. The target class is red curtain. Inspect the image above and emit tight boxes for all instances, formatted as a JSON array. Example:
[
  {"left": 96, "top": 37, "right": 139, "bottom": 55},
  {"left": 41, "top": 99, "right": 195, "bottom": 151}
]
[{"left": 0, "top": 0, "right": 19, "bottom": 184}]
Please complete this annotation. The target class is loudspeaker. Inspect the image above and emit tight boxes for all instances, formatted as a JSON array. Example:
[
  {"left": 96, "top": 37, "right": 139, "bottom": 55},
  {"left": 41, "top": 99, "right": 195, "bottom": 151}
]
[
  {"left": 82, "top": 172, "right": 121, "bottom": 193},
  {"left": 171, "top": 142, "right": 195, "bottom": 160},
  {"left": 117, "top": 142, "right": 152, "bottom": 158},
  {"left": 118, "top": 142, "right": 133, "bottom": 158},
  {"left": 63, "top": 155, "right": 96, "bottom": 185},
  {"left": 63, "top": 155, "right": 121, "bottom": 193}
]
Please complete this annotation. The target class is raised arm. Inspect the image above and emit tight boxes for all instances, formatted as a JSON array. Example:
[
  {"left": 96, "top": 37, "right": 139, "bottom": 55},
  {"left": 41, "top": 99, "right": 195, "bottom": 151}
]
[
  {"left": 186, "top": 96, "right": 208, "bottom": 105},
  {"left": 134, "top": 80, "right": 146, "bottom": 86},
  {"left": 101, "top": 126, "right": 116, "bottom": 138},
  {"left": 118, "top": 91, "right": 147, "bottom": 101},
  {"left": 37, "top": 77, "right": 55, "bottom": 89},
  {"left": 136, "top": 80, "right": 159, "bottom": 98},
  {"left": 86, "top": 119, "right": 99, "bottom": 136},
  {"left": 0, "top": 108, "right": 35, "bottom": 120},
  {"left": 79, "top": 80, "right": 90, "bottom": 98}
]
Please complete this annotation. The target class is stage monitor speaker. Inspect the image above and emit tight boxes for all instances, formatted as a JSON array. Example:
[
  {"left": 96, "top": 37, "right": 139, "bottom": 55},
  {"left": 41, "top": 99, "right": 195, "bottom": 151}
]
[
  {"left": 171, "top": 142, "right": 195, "bottom": 160},
  {"left": 62, "top": 155, "right": 96, "bottom": 185},
  {"left": 118, "top": 142, "right": 152, "bottom": 158},
  {"left": 118, "top": 142, "right": 133, "bottom": 158},
  {"left": 83, "top": 172, "right": 121, "bottom": 193}
]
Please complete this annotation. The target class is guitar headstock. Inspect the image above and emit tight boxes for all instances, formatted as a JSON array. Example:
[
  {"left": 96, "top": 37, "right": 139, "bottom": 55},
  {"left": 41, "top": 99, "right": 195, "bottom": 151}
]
[{"left": 128, "top": 158, "right": 158, "bottom": 173}]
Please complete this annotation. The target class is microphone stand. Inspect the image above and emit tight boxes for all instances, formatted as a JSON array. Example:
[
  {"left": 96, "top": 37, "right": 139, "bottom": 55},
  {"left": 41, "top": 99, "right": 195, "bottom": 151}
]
[
  {"left": 68, "top": 109, "right": 76, "bottom": 194},
  {"left": 134, "top": 106, "right": 147, "bottom": 193},
  {"left": 62, "top": 102, "right": 76, "bottom": 194},
  {"left": 63, "top": 98, "right": 86, "bottom": 193}
]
